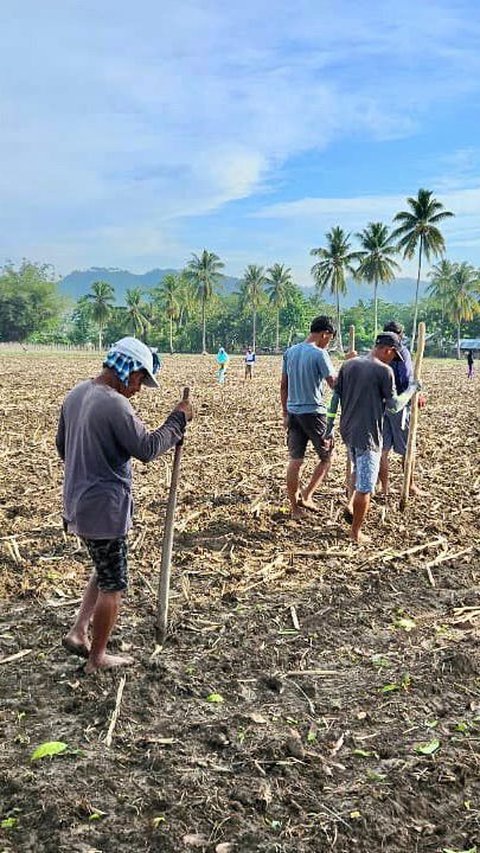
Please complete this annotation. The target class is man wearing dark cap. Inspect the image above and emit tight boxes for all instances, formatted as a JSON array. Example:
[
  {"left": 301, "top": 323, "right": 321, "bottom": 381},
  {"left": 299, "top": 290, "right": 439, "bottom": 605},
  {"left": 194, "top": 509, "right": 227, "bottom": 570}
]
[
  {"left": 379, "top": 321, "right": 420, "bottom": 496},
  {"left": 281, "top": 316, "right": 337, "bottom": 517},
  {"left": 326, "top": 333, "right": 419, "bottom": 543},
  {"left": 56, "top": 337, "right": 193, "bottom": 673}
]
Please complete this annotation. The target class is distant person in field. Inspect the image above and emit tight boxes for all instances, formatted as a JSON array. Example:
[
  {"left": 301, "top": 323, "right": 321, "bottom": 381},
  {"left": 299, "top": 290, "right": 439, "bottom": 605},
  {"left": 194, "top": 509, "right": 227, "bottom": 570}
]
[
  {"left": 378, "top": 320, "right": 423, "bottom": 497},
  {"left": 326, "top": 332, "right": 420, "bottom": 543},
  {"left": 281, "top": 315, "right": 336, "bottom": 518},
  {"left": 216, "top": 346, "right": 229, "bottom": 384},
  {"left": 56, "top": 337, "right": 193, "bottom": 673},
  {"left": 467, "top": 349, "right": 474, "bottom": 379},
  {"left": 244, "top": 346, "right": 256, "bottom": 380}
]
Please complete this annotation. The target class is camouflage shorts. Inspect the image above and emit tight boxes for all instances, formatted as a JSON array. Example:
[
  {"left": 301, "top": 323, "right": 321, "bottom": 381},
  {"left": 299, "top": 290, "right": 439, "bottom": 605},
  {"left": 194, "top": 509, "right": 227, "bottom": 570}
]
[{"left": 83, "top": 537, "right": 128, "bottom": 593}]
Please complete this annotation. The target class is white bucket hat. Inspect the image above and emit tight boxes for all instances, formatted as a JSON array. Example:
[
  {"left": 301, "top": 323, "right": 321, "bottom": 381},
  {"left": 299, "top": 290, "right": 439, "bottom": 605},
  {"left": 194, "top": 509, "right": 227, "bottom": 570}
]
[{"left": 112, "top": 337, "right": 159, "bottom": 387}]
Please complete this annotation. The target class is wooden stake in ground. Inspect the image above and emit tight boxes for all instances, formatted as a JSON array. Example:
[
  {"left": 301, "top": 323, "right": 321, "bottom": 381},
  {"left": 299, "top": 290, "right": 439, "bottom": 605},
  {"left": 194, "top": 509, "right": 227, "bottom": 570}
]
[
  {"left": 400, "top": 321, "right": 425, "bottom": 512},
  {"left": 105, "top": 675, "right": 126, "bottom": 747},
  {"left": 345, "top": 325, "right": 355, "bottom": 493},
  {"left": 155, "top": 387, "right": 190, "bottom": 645}
]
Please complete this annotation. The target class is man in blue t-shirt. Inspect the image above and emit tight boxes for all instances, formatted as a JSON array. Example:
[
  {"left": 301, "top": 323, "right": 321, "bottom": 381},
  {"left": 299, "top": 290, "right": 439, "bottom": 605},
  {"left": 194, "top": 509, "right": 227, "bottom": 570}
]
[{"left": 281, "top": 315, "right": 336, "bottom": 517}]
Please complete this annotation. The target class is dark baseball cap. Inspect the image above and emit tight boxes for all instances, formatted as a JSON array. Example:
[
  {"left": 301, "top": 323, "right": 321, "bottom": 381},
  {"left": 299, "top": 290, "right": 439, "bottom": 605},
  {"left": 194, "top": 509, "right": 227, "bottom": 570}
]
[{"left": 374, "top": 332, "right": 404, "bottom": 360}]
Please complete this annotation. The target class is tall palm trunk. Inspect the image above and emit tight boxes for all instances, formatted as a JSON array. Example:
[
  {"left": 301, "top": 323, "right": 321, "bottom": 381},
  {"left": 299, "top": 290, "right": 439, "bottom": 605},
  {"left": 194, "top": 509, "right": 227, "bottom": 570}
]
[
  {"left": 335, "top": 286, "right": 344, "bottom": 352},
  {"left": 373, "top": 276, "right": 379, "bottom": 340},
  {"left": 201, "top": 296, "right": 207, "bottom": 354},
  {"left": 440, "top": 297, "right": 445, "bottom": 354},
  {"left": 275, "top": 310, "right": 280, "bottom": 352},
  {"left": 411, "top": 236, "right": 423, "bottom": 351},
  {"left": 98, "top": 327, "right": 103, "bottom": 351},
  {"left": 457, "top": 322, "right": 461, "bottom": 360},
  {"left": 252, "top": 310, "right": 257, "bottom": 351},
  {"left": 169, "top": 316, "right": 174, "bottom": 354}
]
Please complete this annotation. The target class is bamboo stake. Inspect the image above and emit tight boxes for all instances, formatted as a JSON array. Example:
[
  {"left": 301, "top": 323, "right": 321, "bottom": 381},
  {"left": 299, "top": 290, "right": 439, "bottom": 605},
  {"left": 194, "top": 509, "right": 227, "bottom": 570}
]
[
  {"left": 155, "top": 387, "right": 190, "bottom": 645},
  {"left": 105, "top": 675, "right": 126, "bottom": 747},
  {"left": 400, "top": 321, "right": 425, "bottom": 512},
  {"left": 0, "top": 648, "right": 32, "bottom": 666},
  {"left": 345, "top": 325, "right": 355, "bottom": 493}
]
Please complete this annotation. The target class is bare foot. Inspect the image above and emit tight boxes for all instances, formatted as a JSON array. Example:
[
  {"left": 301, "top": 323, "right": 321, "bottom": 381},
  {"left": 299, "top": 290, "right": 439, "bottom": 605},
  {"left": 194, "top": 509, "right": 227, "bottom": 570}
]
[
  {"left": 299, "top": 490, "right": 320, "bottom": 511},
  {"left": 290, "top": 505, "right": 306, "bottom": 520},
  {"left": 350, "top": 530, "right": 371, "bottom": 545},
  {"left": 62, "top": 634, "right": 90, "bottom": 659},
  {"left": 85, "top": 653, "right": 134, "bottom": 674},
  {"left": 409, "top": 483, "right": 423, "bottom": 496}
]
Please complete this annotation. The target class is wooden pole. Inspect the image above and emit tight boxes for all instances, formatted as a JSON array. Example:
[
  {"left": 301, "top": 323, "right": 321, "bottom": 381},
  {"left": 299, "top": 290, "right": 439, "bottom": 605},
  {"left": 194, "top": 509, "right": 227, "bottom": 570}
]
[
  {"left": 345, "top": 325, "right": 355, "bottom": 493},
  {"left": 399, "top": 322, "right": 425, "bottom": 512},
  {"left": 155, "top": 387, "right": 190, "bottom": 645},
  {"left": 348, "top": 325, "right": 356, "bottom": 354}
]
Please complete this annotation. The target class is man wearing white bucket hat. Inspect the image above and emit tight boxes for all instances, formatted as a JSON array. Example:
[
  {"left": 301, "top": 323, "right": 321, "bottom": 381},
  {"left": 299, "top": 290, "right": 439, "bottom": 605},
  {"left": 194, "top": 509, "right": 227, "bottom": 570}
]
[{"left": 56, "top": 337, "right": 193, "bottom": 673}]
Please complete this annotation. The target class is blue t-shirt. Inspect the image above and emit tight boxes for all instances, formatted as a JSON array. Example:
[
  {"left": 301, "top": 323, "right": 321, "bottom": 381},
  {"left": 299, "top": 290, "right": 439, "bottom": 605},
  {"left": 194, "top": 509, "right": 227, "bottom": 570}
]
[
  {"left": 282, "top": 342, "right": 335, "bottom": 414},
  {"left": 392, "top": 344, "right": 414, "bottom": 393}
]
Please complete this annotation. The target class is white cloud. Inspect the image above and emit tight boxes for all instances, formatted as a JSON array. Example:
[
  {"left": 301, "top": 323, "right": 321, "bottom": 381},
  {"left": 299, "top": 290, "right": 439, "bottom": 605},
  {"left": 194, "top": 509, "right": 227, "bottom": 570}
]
[{"left": 1, "top": 0, "right": 480, "bottom": 269}]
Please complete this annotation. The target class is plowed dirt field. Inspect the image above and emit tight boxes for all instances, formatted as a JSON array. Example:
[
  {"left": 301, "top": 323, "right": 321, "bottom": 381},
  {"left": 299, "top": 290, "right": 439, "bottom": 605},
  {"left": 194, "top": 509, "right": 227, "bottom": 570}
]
[{"left": 0, "top": 353, "right": 479, "bottom": 853}]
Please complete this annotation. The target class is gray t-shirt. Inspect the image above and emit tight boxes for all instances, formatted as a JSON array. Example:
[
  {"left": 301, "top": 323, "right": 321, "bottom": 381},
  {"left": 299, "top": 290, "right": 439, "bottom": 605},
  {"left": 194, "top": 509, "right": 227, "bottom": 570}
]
[
  {"left": 335, "top": 356, "right": 396, "bottom": 451},
  {"left": 56, "top": 380, "right": 186, "bottom": 539},
  {"left": 282, "top": 342, "right": 335, "bottom": 414}
]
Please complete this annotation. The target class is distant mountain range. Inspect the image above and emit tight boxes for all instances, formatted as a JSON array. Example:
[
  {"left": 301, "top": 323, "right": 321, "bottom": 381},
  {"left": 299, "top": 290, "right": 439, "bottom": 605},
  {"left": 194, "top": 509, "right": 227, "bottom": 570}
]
[
  {"left": 60, "top": 267, "right": 426, "bottom": 306},
  {"left": 59, "top": 267, "right": 242, "bottom": 304}
]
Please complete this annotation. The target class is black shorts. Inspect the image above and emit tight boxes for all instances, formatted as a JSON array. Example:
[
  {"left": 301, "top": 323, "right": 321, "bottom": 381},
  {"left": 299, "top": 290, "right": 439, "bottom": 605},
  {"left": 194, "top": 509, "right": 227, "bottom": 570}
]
[
  {"left": 287, "top": 413, "right": 332, "bottom": 461},
  {"left": 83, "top": 537, "right": 128, "bottom": 593}
]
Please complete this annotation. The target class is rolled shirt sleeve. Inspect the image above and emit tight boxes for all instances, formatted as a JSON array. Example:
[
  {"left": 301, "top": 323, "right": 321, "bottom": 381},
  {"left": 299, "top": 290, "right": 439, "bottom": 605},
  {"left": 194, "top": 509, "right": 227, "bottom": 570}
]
[
  {"left": 113, "top": 408, "right": 187, "bottom": 463},
  {"left": 56, "top": 408, "right": 66, "bottom": 461}
]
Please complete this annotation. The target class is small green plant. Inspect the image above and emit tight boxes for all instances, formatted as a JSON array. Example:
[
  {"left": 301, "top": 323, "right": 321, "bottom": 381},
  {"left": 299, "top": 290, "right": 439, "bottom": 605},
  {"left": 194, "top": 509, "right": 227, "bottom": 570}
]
[
  {"left": 394, "top": 616, "right": 416, "bottom": 632},
  {"left": 366, "top": 769, "right": 387, "bottom": 782},
  {"left": 371, "top": 654, "right": 390, "bottom": 669},
  {"left": 205, "top": 693, "right": 224, "bottom": 704},
  {"left": 31, "top": 741, "right": 68, "bottom": 761},
  {"left": 381, "top": 674, "right": 411, "bottom": 693},
  {"left": 443, "top": 847, "right": 477, "bottom": 853},
  {"left": 414, "top": 738, "right": 440, "bottom": 755},
  {"left": 1, "top": 817, "right": 18, "bottom": 829}
]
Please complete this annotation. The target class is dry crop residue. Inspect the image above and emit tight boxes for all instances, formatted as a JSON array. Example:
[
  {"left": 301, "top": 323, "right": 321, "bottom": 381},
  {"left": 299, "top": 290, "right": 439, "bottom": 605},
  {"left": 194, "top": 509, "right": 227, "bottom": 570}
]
[{"left": 0, "top": 353, "right": 479, "bottom": 853}]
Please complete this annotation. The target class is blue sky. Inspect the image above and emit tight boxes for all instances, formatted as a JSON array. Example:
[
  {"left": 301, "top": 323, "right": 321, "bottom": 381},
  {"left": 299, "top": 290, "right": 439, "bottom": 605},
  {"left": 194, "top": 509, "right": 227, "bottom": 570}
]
[{"left": 1, "top": 0, "right": 480, "bottom": 284}]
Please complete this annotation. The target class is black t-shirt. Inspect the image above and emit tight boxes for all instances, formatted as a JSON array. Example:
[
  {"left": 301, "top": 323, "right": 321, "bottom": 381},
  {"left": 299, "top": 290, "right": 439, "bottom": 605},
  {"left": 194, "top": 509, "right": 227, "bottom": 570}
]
[{"left": 335, "top": 356, "right": 396, "bottom": 451}]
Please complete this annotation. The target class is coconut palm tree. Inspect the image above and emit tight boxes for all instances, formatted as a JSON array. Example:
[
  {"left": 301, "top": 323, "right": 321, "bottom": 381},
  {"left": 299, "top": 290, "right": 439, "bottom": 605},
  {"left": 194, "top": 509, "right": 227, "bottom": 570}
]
[
  {"left": 310, "top": 227, "right": 360, "bottom": 352},
  {"left": 427, "top": 258, "right": 456, "bottom": 351},
  {"left": 391, "top": 188, "right": 454, "bottom": 349},
  {"left": 444, "top": 262, "right": 480, "bottom": 358},
  {"left": 85, "top": 280, "right": 115, "bottom": 350},
  {"left": 265, "top": 263, "right": 293, "bottom": 352},
  {"left": 176, "top": 274, "right": 198, "bottom": 328},
  {"left": 185, "top": 250, "right": 225, "bottom": 353},
  {"left": 355, "top": 222, "right": 401, "bottom": 339},
  {"left": 156, "top": 273, "right": 181, "bottom": 353},
  {"left": 125, "top": 287, "right": 149, "bottom": 338},
  {"left": 238, "top": 264, "right": 266, "bottom": 350}
]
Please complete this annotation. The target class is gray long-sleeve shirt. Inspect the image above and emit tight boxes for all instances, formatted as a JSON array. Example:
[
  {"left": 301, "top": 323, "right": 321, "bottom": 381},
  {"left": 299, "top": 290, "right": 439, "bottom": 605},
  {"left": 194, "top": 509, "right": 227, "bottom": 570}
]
[{"left": 56, "top": 380, "right": 186, "bottom": 538}]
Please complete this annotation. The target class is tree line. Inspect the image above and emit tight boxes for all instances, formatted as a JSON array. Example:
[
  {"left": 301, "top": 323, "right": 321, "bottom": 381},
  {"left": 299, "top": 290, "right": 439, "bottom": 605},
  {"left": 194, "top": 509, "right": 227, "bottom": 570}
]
[{"left": 1, "top": 188, "right": 479, "bottom": 356}]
